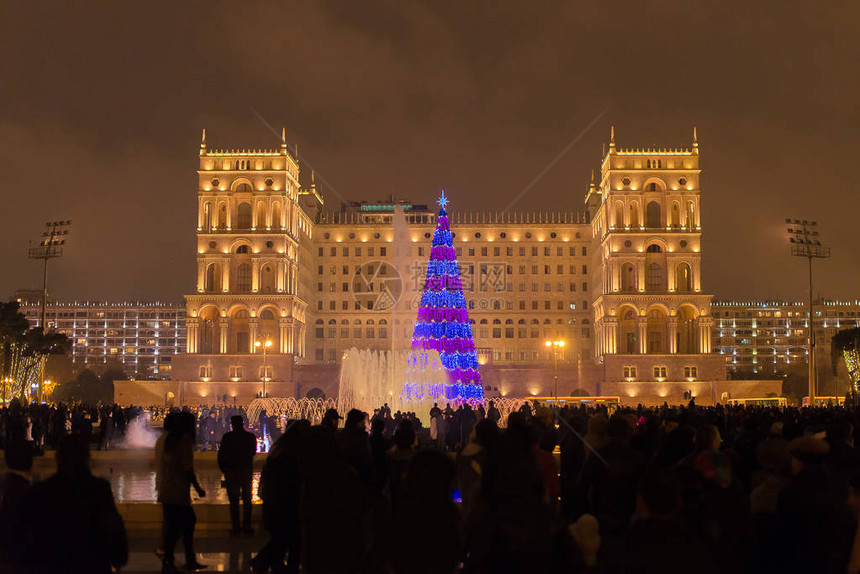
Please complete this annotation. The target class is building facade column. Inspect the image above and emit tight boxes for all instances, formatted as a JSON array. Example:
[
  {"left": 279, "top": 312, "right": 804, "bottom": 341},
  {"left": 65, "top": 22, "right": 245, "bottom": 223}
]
[
  {"left": 249, "top": 318, "right": 259, "bottom": 350},
  {"left": 280, "top": 318, "right": 294, "bottom": 354},
  {"left": 637, "top": 318, "right": 648, "bottom": 354},
  {"left": 604, "top": 317, "right": 618, "bottom": 355},
  {"left": 698, "top": 317, "right": 713, "bottom": 353},
  {"left": 277, "top": 261, "right": 285, "bottom": 292},
  {"left": 186, "top": 318, "right": 199, "bottom": 353},
  {"left": 221, "top": 261, "right": 230, "bottom": 292},
  {"left": 219, "top": 318, "right": 230, "bottom": 354},
  {"left": 667, "top": 317, "right": 678, "bottom": 354}
]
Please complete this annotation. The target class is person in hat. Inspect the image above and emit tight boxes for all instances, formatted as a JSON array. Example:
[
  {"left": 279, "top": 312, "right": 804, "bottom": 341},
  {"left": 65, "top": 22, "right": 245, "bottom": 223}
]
[
  {"left": 320, "top": 408, "right": 343, "bottom": 432},
  {"left": 777, "top": 436, "right": 854, "bottom": 574},
  {"left": 218, "top": 415, "right": 257, "bottom": 536}
]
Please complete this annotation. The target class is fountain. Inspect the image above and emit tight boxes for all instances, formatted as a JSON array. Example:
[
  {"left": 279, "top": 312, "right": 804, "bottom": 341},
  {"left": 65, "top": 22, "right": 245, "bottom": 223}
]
[
  {"left": 336, "top": 347, "right": 449, "bottom": 415},
  {"left": 247, "top": 397, "right": 337, "bottom": 427}
]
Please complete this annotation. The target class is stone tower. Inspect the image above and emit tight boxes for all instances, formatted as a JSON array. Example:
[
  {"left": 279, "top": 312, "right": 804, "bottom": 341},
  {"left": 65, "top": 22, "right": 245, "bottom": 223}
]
[
  {"left": 589, "top": 127, "right": 724, "bottom": 402},
  {"left": 173, "top": 129, "right": 321, "bottom": 399}
]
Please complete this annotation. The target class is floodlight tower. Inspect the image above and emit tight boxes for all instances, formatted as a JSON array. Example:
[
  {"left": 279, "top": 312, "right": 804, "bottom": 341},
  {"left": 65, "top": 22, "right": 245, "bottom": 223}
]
[
  {"left": 786, "top": 219, "right": 829, "bottom": 404},
  {"left": 28, "top": 220, "right": 71, "bottom": 401}
]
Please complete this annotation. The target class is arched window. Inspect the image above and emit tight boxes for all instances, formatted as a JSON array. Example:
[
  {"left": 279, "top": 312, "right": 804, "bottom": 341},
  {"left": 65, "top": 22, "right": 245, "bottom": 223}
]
[
  {"left": 615, "top": 202, "right": 624, "bottom": 227},
  {"left": 236, "top": 263, "right": 252, "bottom": 292},
  {"left": 676, "top": 263, "right": 692, "bottom": 293},
  {"left": 671, "top": 203, "right": 680, "bottom": 227},
  {"left": 205, "top": 263, "right": 221, "bottom": 292},
  {"left": 198, "top": 307, "right": 220, "bottom": 354},
  {"left": 646, "top": 244, "right": 662, "bottom": 253},
  {"left": 686, "top": 200, "right": 695, "bottom": 228},
  {"left": 646, "top": 201, "right": 662, "bottom": 228},
  {"left": 649, "top": 182, "right": 658, "bottom": 191},
  {"left": 236, "top": 202, "right": 252, "bottom": 229},
  {"left": 629, "top": 202, "right": 640, "bottom": 228},
  {"left": 621, "top": 262, "right": 637, "bottom": 292},
  {"left": 203, "top": 202, "right": 212, "bottom": 229},
  {"left": 217, "top": 203, "right": 227, "bottom": 229},
  {"left": 236, "top": 245, "right": 249, "bottom": 254},
  {"left": 235, "top": 183, "right": 252, "bottom": 193},
  {"left": 260, "top": 310, "right": 275, "bottom": 320}
]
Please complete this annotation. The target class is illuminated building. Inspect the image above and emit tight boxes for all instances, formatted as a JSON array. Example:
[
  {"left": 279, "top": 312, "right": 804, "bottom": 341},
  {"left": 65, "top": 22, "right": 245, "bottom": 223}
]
[
  {"left": 15, "top": 301, "right": 185, "bottom": 378},
  {"left": 586, "top": 128, "right": 753, "bottom": 404},
  {"left": 114, "top": 128, "right": 783, "bottom": 405},
  {"left": 712, "top": 299, "right": 860, "bottom": 380},
  {"left": 164, "top": 130, "right": 321, "bottom": 401}
]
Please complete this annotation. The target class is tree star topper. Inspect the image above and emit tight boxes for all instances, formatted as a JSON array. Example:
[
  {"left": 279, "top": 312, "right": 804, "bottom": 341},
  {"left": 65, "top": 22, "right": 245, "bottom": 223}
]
[{"left": 437, "top": 190, "right": 448, "bottom": 209}]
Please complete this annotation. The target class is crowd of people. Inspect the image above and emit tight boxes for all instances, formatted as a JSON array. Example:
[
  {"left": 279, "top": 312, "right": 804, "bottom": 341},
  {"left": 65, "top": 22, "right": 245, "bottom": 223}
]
[
  {"left": 3, "top": 399, "right": 860, "bottom": 573},
  {"left": 0, "top": 400, "right": 145, "bottom": 452}
]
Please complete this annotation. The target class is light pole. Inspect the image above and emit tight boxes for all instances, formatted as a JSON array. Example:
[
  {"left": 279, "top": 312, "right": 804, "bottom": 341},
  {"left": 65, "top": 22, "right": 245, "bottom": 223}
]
[
  {"left": 786, "top": 219, "right": 830, "bottom": 405},
  {"left": 545, "top": 339, "right": 565, "bottom": 403},
  {"left": 255, "top": 339, "right": 273, "bottom": 398},
  {"left": 28, "top": 220, "right": 71, "bottom": 402}
]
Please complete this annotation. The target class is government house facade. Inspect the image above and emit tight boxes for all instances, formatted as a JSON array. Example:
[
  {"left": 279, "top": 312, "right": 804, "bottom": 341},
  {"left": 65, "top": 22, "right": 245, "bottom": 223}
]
[{"left": 100, "top": 128, "right": 782, "bottom": 405}]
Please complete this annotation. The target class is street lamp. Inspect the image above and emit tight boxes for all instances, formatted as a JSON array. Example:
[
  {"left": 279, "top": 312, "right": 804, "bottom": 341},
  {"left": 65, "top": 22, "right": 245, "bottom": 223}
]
[
  {"left": 545, "top": 339, "right": 565, "bottom": 403},
  {"left": 786, "top": 219, "right": 830, "bottom": 404},
  {"left": 254, "top": 339, "right": 273, "bottom": 398}
]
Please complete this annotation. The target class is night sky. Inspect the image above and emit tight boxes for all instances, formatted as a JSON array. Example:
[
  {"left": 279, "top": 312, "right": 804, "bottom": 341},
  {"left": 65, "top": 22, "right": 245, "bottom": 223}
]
[{"left": 1, "top": 1, "right": 857, "bottom": 304}]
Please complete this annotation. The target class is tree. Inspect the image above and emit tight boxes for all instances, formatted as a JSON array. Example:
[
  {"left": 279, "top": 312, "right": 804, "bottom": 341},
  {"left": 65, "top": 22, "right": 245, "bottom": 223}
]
[
  {"left": 832, "top": 327, "right": 860, "bottom": 396},
  {"left": 0, "top": 302, "right": 71, "bottom": 401},
  {"left": 411, "top": 191, "right": 484, "bottom": 402},
  {"left": 0, "top": 301, "right": 30, "bottom": 379}
]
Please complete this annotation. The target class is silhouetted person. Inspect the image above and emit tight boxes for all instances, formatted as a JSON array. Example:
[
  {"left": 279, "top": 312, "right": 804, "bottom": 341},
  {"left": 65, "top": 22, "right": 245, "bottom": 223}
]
[
  {"left": 202, "top": 411, "right": 218, "bottom": 451},
  {"left": 391, "top": 450, "right": 462, "bottom": 574},
  {"left": 218, "top": 415, "right": 257, "bottom": 536},
  {"left": 617, "top": 467, "right": 717, "bottom": 574},
  {"left": 23, "top": 433, "right": 128, "bottom": 574},
  {"left": 157, "top": 411, "right": 207, "bottom": 573},
  {"left": 369, "top": 417, "right": 390, "bottom": 491},
  {"left": 465, "top": 412, "right": 576, "bottom": 573},
  {"left": 338, "top": 409, "right": 373, "bottom": 487},
  {"left": 300, "top": 425, "right": 369, "bottom": 573},
  {"left": 0, "top": 439, "right": 33, "bottom": 570},
  {"left": 320, "top": 408, "right": 342, "bottom": 433},
  {"left": 778, "top": 436, "right": 855, "bottom": 574},
  {"left": 579, "top": 414, "right": 645, "bottom": 541},
  {"left": 487, "top": 400, "right": 501, "bottom": 426},
  {"left": 252, "top": 419, "right": 309, "bottom": 574}
]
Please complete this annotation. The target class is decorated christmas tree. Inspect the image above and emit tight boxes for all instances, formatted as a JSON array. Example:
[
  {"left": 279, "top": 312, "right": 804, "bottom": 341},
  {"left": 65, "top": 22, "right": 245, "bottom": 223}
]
[{"left": 410, "top": 191, "right": 484, "bottom": 402}]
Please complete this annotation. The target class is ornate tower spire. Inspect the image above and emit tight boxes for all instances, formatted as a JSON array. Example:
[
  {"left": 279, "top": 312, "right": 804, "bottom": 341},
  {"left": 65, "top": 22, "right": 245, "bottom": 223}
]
[
  {"left": 280, "top": 127, "right": 287, "bottom": 154},
  {"left": 609, "top": 125, "right": 616, "bottom": 154},
  {"left": 692, "top": 125, "right": 699, "bottom": 154},
  {"left": 199, "top": 129, "right": 206, "bottom": 156}
]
